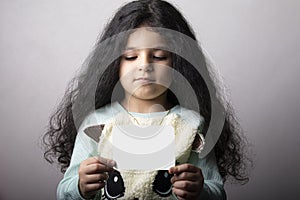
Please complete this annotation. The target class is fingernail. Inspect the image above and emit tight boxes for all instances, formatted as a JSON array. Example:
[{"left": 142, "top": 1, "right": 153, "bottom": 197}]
[
  {"left": 170, "top": 177, "right": 174, "bottom": 184},
  {"left": 109, "top": 160, "right": 116, "bottom": 167}
]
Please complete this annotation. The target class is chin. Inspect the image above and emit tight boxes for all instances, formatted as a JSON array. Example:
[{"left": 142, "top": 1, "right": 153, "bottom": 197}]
[{"left": 133, "top": 90, "right": 167, "bottom": 100}]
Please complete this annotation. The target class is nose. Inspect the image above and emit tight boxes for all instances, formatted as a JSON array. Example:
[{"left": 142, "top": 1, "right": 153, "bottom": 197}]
[{"left": 138, "top": 51, "right": 153, "bottom": 72}]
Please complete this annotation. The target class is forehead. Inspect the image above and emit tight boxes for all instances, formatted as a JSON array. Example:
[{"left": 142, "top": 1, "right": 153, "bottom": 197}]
[{"left": 125, "top": 27, "right": 167, "bottom": 49}]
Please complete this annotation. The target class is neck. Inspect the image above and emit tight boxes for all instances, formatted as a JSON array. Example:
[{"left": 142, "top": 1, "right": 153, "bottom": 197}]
[{"left": 121, "top": 93, "right": 172, "bottom": 113}]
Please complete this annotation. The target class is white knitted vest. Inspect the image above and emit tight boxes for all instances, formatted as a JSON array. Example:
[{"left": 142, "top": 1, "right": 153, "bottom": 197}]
[{"left": 98, "top": 111, "right": 204, "bottom": 200}]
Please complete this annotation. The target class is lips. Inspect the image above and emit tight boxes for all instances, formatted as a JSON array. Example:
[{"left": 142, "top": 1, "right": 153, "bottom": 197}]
[{"left": 134, "top": 77, "right": 155, "bottom": 84}]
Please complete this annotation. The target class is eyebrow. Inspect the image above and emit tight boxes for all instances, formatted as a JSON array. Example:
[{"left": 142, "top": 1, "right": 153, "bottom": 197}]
[{"left": 124, "top": 46, "right": 169, "bottom": 51}]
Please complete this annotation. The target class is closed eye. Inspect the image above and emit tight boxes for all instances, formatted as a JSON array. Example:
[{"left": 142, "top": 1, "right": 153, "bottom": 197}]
[
  {"left": 124, "top": 56, "right": 137, "bottom": 61},
  {"left": 153, "top": 56, "right": 167, "bottom": 60}
]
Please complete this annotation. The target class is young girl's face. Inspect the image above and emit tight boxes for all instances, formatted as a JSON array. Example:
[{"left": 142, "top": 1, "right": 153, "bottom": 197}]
[{"left": 119, "top": 27, "right": 172, "bottom": 101}]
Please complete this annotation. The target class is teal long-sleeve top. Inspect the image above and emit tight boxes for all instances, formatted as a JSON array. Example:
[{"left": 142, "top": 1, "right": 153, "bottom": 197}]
[{"left": 57, "top": 102, "right": 226, "bottom": 200}]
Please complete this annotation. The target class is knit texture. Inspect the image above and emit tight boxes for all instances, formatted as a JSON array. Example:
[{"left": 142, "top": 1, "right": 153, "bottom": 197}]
[{"left": 98, "top": 111, "right": 204, "bottom": 199}]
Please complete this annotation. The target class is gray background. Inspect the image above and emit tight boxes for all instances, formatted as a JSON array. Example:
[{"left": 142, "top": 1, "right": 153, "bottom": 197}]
[{"left": 0, "top": 0, "right": 299, "bottom": 199}]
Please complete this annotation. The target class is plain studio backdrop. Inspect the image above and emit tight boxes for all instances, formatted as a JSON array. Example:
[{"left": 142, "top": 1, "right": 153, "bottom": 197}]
[{"left": 0, "top": 0, "right": 299, "bottom": 199}]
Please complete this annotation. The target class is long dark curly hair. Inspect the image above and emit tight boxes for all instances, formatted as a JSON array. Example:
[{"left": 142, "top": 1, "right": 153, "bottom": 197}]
[{"left": 43, "top": 0, "right": 251, "bottom": 184}]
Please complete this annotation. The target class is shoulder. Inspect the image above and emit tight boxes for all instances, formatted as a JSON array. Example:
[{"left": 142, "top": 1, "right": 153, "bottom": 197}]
[
  {"left": 172, "top": 105, "right": 204, "bottom": 128},
  {"left": 79, "top": 102, "right": 121, "bottom": 132},
  {"left": 77, "top": 102, "right": 123, "bottom": 142}
]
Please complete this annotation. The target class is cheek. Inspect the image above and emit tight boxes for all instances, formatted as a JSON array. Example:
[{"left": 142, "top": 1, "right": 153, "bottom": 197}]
[
  {"left": 119, "top": 67, "right": 135, "bottom": 93},
  {"left": 155, "top": 68, "right": 173, "bottom": 88},
  {"left": 119, "top": 60, "right": 134, "bottom": 76},
  {"left": 119, "top": 65, "right": 134, "bottom": 86},
  {"left": 119, "top": 63, "right": 127, "bottom": 78}
]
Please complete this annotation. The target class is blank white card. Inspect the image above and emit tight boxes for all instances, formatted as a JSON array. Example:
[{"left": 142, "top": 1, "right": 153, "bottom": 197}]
[{"left": 112, "top": 125, "right": 175, "bottom": 170}]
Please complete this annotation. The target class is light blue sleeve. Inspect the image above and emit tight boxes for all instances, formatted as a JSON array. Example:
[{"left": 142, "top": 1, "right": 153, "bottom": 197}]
[
  {"left": 56, "top": 118, "right": 101, "bottom": 200},
  {"left": 188, "top": 151, "right": 227, "bottom": 200}
]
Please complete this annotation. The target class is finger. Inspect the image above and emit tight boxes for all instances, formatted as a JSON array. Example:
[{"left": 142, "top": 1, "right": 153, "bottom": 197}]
[
  {"left": 81, "top": 157, "right": 102, "bottom": 165},
  {"left": 85, "top": 173, "right": 109, "bottom": 184},
  {"left": 169, "top": 164, "right": 199, "bottom": 174},
  {"left": 83, "top": 182, "right": 105, "bottom": 193},
  {"left": 94, "top": 156, "right": 116, "bottom": 168},
  {"left": 176, "top": 196, "right": 186, "bottom": 200},
  {"left": 84, "top": 163, "right": 114, "bottom": 174},
  {"left": 172, "top": 180, "right": 199, "bottom": 192},
  {"left": 172, "top": 187, "right": 198, "bottom": 200},
  {"left": 170, "top": 172, "right": 199, "bottom": 183}
]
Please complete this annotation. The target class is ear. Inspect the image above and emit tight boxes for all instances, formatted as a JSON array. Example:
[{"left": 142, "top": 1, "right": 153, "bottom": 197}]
[{"left": 83, "top": 124, "right": 104, "bottom": 142}]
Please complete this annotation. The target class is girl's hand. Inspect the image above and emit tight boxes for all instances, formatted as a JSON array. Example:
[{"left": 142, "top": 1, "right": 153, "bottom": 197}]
[
  {"left": 169, "top": 164, "right": 204, "bottom": 200},
  {"left": 78, "top": 156, "right": 116, "bottom": 199}
]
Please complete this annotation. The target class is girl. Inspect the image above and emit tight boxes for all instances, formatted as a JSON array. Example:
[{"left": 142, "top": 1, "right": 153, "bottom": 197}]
[{"left": 43, "top": 0, "right": 250, "bottom": 199}]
